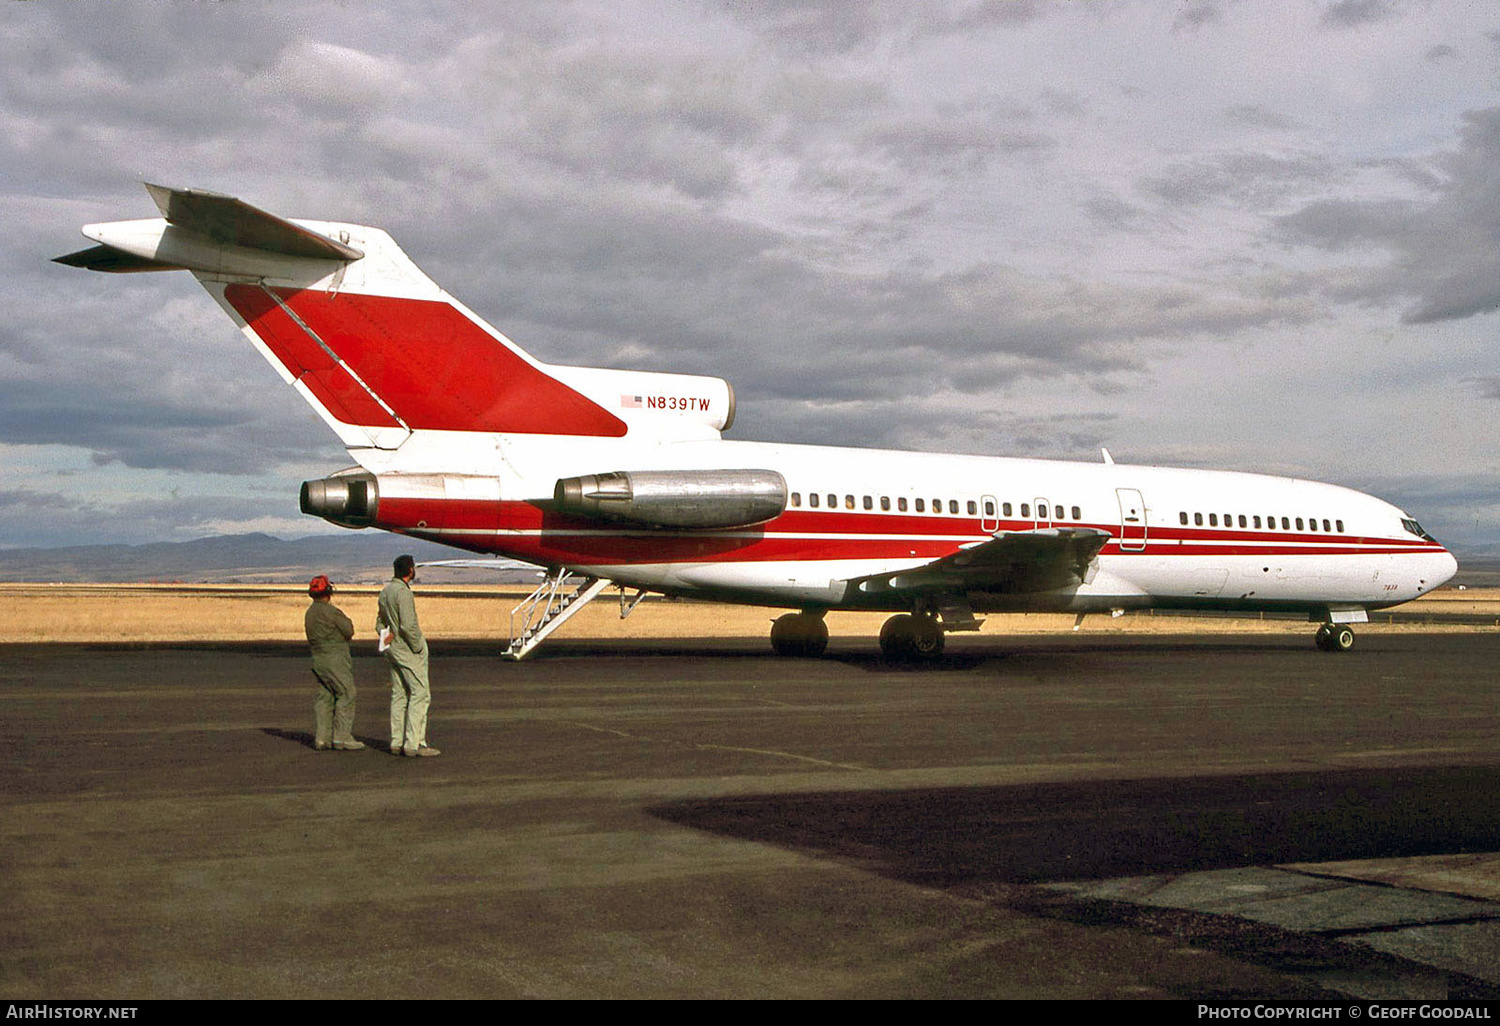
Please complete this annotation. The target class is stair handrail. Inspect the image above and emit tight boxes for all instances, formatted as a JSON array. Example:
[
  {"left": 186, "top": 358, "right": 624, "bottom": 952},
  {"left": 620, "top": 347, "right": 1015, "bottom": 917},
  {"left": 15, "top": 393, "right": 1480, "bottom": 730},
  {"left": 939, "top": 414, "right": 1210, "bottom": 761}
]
[{"left": 509, "top": 568, "right": 577, "bottom": 646}]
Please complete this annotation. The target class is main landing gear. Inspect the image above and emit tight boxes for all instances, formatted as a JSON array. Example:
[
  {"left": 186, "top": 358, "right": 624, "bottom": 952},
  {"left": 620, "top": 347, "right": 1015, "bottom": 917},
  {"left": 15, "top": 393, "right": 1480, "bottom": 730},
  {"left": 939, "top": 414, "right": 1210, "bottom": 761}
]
[
  {"left": 770, "top": 610, "right": 829, "bottom": 657},
  {"left": 767, "top": 610, "right": 949, "bottom": 660},
  {"left": 1314, "top": 622, "right": 1355, "bottom": 652},
  {"left": 878, "top": 613, "right": 945, "bottom": 661}
]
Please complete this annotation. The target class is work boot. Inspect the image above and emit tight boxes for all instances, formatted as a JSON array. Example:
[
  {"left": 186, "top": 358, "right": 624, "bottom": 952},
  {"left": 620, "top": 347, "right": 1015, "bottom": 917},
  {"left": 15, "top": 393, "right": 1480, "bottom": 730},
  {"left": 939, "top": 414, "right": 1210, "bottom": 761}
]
[{"left": 404, "top": 745, "right": 441, "bottom": 758}]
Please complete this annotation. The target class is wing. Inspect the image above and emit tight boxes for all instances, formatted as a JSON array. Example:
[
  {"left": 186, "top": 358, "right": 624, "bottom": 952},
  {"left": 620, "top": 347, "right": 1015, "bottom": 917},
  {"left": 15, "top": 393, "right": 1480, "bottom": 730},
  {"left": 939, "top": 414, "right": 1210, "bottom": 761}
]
[
  {"left": 848, "top": 527, "right": 1111, "bottom": 598},
  {"left": 417, "top": 558, "right": 539, "bottom": 572}
]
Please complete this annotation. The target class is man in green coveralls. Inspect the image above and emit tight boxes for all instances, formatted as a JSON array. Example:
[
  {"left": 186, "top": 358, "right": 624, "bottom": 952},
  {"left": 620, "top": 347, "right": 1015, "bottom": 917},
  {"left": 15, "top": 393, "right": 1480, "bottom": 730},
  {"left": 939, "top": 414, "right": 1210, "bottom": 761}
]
[
  {"left": 378, "top": 555, "right": 441, "bottom": 758},
  {"left": 305, "top": 574, "right": 364, "bottom": 751}
]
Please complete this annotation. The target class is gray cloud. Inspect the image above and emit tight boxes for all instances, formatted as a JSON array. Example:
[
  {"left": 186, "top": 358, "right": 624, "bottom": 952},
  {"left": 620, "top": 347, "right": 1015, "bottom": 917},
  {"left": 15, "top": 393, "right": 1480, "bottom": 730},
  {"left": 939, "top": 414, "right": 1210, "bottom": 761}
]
[
  {"left": 1276, "top": 107, "right": 1500, "bottom": 323},
  {"left": 1225, "top": 105, "right": 1299, "bottom": 131},
  {"left": 726, "top": 0, "right": 1049, "bottom": 55},
  {"left": 1146, "top": 151, "right": 1333, "bottom": 208},
  {"left": 1321, "top": 1, "right": 1402, "bottom": 30},
  {"left": 4, "top": 0, "right": 1497, "bottom": 551},
  {"left": 1174, "top": 2, "right": 1227, "bottom": 33}
]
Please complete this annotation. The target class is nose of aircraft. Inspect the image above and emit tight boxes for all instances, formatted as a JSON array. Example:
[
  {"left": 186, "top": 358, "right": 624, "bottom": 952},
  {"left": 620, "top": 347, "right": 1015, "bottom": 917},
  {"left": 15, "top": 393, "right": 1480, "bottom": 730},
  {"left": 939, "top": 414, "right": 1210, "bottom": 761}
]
[{"left": 1434, "top": 547, "right": 1459, "bottom": 589}]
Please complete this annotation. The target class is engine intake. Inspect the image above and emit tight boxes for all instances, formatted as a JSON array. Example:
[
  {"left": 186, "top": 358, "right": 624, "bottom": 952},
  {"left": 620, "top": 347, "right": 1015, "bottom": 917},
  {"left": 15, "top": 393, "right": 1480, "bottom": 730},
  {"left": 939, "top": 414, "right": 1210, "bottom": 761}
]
[
  {"left": 554, "top": 469, "right": 786, "bottom": 529},
  {"left": 300, "top": 471, "right": 379, "bottom": 528}
]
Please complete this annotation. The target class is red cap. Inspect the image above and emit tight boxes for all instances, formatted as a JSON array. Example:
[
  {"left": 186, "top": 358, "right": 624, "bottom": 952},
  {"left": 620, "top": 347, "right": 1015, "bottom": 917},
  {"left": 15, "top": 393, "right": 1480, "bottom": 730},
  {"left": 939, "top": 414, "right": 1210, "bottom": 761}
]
[{"left": 308, "top": 575, "right": 333, "bottom": 596}]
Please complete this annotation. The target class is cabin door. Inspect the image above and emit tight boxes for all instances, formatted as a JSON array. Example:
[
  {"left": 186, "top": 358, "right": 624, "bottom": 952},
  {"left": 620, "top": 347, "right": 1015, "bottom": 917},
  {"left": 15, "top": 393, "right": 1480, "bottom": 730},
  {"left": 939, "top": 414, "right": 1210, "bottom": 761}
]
[{"left": 1116, "top": 488, "right": 1147, "bottom": 551}]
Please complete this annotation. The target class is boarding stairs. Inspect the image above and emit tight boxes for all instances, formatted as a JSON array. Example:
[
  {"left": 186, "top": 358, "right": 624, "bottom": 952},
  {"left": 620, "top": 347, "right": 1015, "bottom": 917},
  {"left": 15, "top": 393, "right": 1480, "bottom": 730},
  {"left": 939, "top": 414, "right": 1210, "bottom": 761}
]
[{"left": 504, "top": 570, "right": 612, "bottom": 660}]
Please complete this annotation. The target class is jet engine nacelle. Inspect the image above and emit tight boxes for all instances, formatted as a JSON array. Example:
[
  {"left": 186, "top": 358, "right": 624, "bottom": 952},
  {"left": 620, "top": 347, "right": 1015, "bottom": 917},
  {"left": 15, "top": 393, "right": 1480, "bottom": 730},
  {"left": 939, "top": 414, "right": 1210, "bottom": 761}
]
[
  {"left": 301, "top": 471, "right": 379, "bottom": 528},
  {"left": 554, "top": 469, "right": 787, "bottom": 529}
]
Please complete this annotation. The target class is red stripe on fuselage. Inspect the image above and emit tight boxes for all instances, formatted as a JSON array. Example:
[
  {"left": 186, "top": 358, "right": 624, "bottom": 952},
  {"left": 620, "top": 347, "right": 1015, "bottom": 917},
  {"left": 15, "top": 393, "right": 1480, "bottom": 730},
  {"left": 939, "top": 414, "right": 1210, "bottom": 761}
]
[{"left": 369, "top": 498, "right": 1444, "bottom": 565}]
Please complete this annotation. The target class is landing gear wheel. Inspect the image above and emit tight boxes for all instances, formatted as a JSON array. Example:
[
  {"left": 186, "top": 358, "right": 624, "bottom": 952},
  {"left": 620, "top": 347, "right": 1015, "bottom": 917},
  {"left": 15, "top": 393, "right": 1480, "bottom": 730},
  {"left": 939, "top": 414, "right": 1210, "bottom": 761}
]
[
  {"left": 770, "top": 612, "right": 829, "bottom": 657},
  {"left": 1315, "top": 623, "right": 1355, "bottom": 652},
  {"left": 879, "top": 613, "right": 945, "bottom": 661}
]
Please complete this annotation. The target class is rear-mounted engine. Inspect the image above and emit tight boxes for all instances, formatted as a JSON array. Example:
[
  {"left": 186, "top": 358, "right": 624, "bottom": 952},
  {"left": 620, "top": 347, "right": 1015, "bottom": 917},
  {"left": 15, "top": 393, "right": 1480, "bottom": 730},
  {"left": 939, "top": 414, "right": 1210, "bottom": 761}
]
[
  {"left": 554, "top": 469, "right": 786, "bottom": 529},
  {"left": 300, "top": 471, "right": 379, "bottom": 528}
]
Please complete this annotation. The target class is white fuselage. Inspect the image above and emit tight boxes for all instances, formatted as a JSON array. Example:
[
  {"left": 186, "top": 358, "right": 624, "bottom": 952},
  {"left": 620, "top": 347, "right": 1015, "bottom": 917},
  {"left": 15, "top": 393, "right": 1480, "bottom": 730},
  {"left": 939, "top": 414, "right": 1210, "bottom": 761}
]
[{"left": 359, "top": 432, "right": 1457, "bottom": 618}]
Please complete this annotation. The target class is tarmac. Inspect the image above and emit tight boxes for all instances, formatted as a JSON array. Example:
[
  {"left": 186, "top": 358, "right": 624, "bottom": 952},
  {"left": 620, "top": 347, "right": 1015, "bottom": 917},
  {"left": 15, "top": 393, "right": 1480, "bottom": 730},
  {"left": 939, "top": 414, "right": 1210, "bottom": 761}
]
[{"left": 2, "top": 631, "right": 1498, "bottom": 999}]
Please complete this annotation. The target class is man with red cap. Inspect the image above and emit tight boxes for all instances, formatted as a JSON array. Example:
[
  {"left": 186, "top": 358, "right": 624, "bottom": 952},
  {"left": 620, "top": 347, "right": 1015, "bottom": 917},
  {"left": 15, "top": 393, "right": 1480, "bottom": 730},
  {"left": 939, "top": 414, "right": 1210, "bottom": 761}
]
[{"left": 305, "top": 574, "right": 363, "bottom": 751}]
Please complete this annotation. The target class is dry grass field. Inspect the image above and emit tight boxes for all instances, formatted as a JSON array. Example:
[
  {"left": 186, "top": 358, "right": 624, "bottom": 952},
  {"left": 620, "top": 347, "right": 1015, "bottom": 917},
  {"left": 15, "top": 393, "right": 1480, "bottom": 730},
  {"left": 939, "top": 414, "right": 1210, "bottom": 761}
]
[{"left": 4, "top": 582, "right": 1497, "bottom": 644}]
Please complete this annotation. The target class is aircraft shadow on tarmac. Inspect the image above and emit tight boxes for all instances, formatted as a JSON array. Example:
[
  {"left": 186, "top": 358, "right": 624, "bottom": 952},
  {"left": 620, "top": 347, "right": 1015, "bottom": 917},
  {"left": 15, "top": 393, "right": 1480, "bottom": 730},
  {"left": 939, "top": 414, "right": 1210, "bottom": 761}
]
[
  {"left": 649, "top": 767, "right": 1500, "bottom": 887},
  {"left": 501, "top": 636, "right": 1315, "bottom": 669}
]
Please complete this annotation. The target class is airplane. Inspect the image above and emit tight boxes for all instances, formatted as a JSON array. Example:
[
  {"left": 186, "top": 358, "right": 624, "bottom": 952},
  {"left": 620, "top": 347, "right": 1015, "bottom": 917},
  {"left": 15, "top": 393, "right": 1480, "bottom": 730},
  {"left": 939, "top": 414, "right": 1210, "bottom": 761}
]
[{"left": 56, "top": 184, "right": 1458, "bottom": 659}]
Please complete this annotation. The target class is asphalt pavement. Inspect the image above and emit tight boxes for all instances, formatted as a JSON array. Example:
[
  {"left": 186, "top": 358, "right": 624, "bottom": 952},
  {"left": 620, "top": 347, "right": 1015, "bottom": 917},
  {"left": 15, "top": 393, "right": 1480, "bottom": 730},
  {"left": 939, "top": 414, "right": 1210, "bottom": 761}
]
[{"left": 2, "top": 632, "right": 1498, "bottom": 999}]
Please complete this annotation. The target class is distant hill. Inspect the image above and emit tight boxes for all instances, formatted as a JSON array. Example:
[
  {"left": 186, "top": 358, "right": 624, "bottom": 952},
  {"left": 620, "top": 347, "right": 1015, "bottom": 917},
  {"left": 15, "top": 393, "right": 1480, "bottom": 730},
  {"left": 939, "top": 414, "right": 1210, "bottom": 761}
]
[{"left": 0, "top": 533, "right": 541, "bottom": 584}]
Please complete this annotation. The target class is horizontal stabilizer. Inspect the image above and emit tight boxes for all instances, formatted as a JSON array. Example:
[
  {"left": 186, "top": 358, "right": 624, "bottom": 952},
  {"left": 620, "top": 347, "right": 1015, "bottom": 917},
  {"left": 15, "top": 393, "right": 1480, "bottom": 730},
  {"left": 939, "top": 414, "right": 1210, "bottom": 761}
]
[
  {"left": 54, "top": 184, "right": 363, "bottom": 276},
  {"left": 52, "top": 244, "right": 185, "bottom": 273},
  {"left": 144, "top": 184, "right": 363, "bottom": 261}
]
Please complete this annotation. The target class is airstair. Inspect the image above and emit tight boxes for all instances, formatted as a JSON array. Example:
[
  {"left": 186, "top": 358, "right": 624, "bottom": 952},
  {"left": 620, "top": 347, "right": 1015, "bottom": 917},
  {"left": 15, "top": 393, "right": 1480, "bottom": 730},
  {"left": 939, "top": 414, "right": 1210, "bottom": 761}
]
[{"left": 504, "top": 570, "right": 611, "bottom": 660}]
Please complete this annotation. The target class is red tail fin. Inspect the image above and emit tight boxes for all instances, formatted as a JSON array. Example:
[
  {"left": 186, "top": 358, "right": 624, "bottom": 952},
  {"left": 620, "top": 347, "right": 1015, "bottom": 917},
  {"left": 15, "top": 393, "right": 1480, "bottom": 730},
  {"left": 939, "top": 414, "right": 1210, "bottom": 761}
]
[
  {"left": 62, "top": 187, "right": 731, "bottom": 448},
  {"left": 223, "top": 284, "right": 627, "bottom": 437}
]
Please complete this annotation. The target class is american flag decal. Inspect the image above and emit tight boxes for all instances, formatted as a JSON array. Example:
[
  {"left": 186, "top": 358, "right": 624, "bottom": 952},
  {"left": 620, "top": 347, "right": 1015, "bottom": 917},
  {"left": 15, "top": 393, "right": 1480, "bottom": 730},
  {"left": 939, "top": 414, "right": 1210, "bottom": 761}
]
[{"left": 620, "top": 395, "right": 643, "bottom": 408}]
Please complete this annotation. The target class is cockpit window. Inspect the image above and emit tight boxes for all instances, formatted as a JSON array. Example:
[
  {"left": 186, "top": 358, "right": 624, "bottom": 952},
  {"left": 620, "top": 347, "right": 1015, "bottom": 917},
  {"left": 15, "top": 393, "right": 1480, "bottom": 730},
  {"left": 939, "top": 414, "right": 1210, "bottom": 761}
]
[{"left": 1401, "top": 518, "right": 1433, "bottom": 541}]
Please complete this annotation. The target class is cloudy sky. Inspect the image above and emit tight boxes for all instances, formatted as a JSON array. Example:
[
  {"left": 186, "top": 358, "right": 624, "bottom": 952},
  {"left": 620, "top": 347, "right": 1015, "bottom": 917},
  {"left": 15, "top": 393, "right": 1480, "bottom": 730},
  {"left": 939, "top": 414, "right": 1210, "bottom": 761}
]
[{"left": 4, "top": 0, "right": 1499, "bottom": 553}]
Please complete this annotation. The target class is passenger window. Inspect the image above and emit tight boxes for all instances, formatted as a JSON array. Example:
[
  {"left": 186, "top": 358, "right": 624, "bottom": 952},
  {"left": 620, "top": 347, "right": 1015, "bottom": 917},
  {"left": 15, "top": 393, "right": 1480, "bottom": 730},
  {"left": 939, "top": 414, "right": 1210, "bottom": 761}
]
[
  {"left": 790, "top": 492, "right": 801, "bottom": 508},
  {"left": 809, "top": 493, "right": 819, "bottom": 508},
  {"left": 845, "top": 495, "right": 855, "bottom": 510},
  {"left": 1309, "top": 518, "right": 1317, "bottom": 532},
  {"left": 1322, "top": 519, "right": 1330, "bottom": 532},
  {"left": 1336, "top": 520, "right": 1344, "bottom": 533},
  {"left": 1238, "top": 515, "right": 1247, "bottom": 528},
  {"left": 898, "top": 497, "right": 908, "bottom": 512},
  {"left": 1180, "top": 512, "right": 1188, "bottom": 525},
  {"left": 1003, "top": 502, "right": 1012, "bottom": 516},
  {"left": 863, "top": 495, "right": 872, "bottom": 510},
  {"left": 933, "top": 498, "right": 942, "bottom": 513},
  {"left": 915, "top": 498, "right": 925, "bottom": 513},
  {"left": 827, "top": 494, "right": 836, "bottom": 508},
  {"left": 967, "top": 500, "right": 977, "bottom": 515},
  {"left": 1021, "top": 503, "right": 1031, "bottom": 518},
  {"left": 1296, "top": 518, "right": 1304, "bottom": 530},
  {"left": 1210, "top": 514, "right": 1218, "bottom": 527},
  {"left": 1194, "top": 513, "right": 1203, "bottom": 526},
  {"left": 1253, "top": 515, "right": 1261, "bottom": 528},
  {"left": 984, "top": 500, "right": 994, "bottom": 516},
  {"left": 880, "top": 496, "right": 890, "bottom": 511},
  {"left": 1281, "top": 517, "right": 1289, "bottom": 530},
  {"left": 1072, "top": 506, "right": 1081, "bottom": 520},
  {"left": 949, "top": 500, "right": 958, "bottom": 514},
  {"left": 1053, "top": 505, "right": 1063, "bottom": 519}
]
